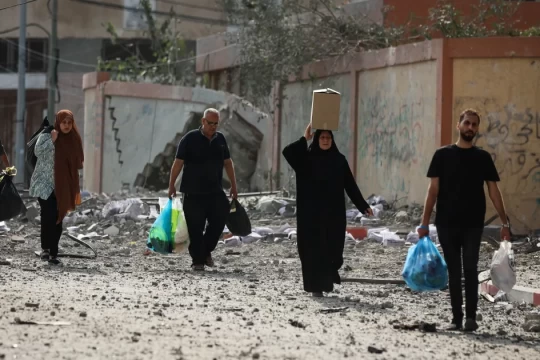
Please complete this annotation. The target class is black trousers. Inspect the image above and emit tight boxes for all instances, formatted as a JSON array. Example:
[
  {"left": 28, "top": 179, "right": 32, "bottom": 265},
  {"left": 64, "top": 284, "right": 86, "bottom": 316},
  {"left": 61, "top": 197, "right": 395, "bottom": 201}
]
[
  {"left": 38, "top": 192, "right": 63, "bottom": 257},
  {"left": 183, "top": 192, "right": 230, "bottom": 265},
  {"left": 437, "top": 227, "right": 483, "bottom": 322}
]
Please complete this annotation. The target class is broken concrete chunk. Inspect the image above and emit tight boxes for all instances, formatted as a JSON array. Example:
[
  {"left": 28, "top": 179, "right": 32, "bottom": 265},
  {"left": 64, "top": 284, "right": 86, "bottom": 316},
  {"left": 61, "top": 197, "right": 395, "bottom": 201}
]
[
  {"left": 10, "top": 236, "right": 25, "bottom": 243},
  {"left": 395, "top": 211, "right": 409, "bottom": 222},
  {"left": 104, "top": 226, "right": 120, "bottom": 237}
]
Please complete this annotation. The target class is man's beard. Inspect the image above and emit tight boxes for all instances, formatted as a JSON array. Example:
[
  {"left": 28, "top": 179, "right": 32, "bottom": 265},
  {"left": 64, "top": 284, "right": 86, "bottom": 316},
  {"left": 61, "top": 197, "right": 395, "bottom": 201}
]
[{"left": 460, "top": 131, "right": 476, "bottom": 142}]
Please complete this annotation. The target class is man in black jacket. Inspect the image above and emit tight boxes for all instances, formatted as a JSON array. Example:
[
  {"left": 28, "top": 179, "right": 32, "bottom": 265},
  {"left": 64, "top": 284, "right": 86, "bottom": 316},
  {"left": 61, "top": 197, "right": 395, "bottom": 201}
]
[
  {"left": 0, "top": 137, "right": 10, "bottom": 169},
  {"left": 168, "top": 108, "right": 238, "bottom": 271},
  {"left": 419, "top": 108, "right": 510, "bottom": 332}
]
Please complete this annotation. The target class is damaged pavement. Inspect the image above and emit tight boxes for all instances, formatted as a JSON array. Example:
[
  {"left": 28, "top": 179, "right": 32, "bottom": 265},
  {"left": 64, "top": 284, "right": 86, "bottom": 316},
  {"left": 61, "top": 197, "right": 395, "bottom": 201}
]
[{"left": 0, "top": 190, "right": 539, "bottom": 359}]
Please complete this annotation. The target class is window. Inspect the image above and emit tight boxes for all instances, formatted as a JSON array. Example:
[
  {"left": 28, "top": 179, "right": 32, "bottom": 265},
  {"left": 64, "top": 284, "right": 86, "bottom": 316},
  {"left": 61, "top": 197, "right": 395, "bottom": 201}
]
[{"left": 0, "top": 38, "right": 48, "bottom": 73}]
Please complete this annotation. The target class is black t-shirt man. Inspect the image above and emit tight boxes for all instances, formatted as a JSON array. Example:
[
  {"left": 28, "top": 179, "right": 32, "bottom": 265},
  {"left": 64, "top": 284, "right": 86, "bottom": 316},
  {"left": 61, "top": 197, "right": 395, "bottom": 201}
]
[
  {"left": 427, "top": 144, "right": 500, "bottom": 228},
  {"left": 175, "top": 127, "right": 231, "bottom": 194},
  {"left": 419, "top": 109, "right": 510, "bottom": 332}
]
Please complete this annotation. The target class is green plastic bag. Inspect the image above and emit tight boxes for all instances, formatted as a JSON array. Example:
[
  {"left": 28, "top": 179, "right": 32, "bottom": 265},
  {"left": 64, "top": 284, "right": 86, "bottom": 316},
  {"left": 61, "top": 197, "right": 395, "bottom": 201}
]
[{"left": 147, "top": 199, "right": 174, "bottom": 254}]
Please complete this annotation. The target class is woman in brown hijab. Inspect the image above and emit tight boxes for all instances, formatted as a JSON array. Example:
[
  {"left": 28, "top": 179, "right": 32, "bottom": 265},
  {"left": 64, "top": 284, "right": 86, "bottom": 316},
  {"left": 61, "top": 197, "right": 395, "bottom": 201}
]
[{"left": 29, "top": 110, "right": 84, "bottom": 265}]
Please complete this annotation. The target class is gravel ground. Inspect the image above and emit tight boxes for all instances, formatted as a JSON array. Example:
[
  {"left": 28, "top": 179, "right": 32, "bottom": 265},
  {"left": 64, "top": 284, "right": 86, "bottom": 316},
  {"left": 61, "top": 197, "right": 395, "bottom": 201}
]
[{"left": 1, "top": 228, "right": 539, "bottom": 360}]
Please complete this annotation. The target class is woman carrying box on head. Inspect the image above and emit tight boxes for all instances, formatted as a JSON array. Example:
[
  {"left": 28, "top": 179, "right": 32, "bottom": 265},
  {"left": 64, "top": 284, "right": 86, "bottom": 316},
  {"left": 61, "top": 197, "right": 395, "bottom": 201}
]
[{"left": 282, "top": 122, "right": 373, "bottom": 297}]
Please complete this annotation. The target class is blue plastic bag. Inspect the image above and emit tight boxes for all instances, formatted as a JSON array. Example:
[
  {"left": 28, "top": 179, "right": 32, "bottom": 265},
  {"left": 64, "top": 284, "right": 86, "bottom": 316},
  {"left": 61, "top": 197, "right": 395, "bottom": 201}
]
[
  {"left": 147, "top": 198, "right": 174, "bottom": 254},
  {"left": 402, "top": 236, "right": 448, "bottom": 292}
]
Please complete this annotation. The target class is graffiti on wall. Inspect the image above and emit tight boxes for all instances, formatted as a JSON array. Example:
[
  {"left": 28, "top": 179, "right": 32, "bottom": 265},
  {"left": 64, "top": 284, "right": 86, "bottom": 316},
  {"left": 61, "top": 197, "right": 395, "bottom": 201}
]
[
  {"left": 357, "top": 92, "right": 427, "bottom": 195},
  {"left": 456, "top": 98, "right": 540, "bottom": 195},
  {"left": 358, "top": 93, "right": 425, "bottom": 166}
]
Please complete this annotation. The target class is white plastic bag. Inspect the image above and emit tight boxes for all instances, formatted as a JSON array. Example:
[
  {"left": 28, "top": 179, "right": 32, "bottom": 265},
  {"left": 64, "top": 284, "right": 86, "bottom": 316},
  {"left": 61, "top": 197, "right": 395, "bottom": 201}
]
[
  {"left": 490, "top": 241, "right": 516, "bottom": 293},
  {"left": 171, "top": 197, "right": 190, "bottom": 253}
]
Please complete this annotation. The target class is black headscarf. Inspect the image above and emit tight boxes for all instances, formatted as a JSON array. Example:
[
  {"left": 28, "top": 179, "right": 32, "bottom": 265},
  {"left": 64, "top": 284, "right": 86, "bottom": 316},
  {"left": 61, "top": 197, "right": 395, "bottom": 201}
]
[{"left": 308, "top": 130, "right": 340, "bottom": 155}]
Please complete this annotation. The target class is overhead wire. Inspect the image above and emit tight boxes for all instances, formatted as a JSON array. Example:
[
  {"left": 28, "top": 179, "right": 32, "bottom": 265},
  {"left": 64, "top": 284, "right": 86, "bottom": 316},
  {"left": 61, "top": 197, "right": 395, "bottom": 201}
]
[
  {"left": 0, "top": 37, "right": 238, "bottom": 71},
  {"left": 0, "top": 0, "right": 37, "bottom": 11}
]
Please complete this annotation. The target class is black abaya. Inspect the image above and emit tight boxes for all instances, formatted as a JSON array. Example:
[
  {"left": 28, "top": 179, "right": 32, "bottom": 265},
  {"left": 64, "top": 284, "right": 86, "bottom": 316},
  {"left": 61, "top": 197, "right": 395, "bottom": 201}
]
[{"left": 282, "top": 131, "right": 370, "bottom": 293}]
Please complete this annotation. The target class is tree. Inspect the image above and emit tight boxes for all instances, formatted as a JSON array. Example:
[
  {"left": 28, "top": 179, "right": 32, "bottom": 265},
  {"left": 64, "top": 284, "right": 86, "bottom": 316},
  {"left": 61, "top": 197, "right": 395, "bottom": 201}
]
[
  {"left": 97, "top": 0, "right": 197, "bottom": 86},
  {"left": 222, "top": 0, "right": 539, "bottom": 103},
  {"left": 222, "top": 0, "right": 405, "bottom": 104}
]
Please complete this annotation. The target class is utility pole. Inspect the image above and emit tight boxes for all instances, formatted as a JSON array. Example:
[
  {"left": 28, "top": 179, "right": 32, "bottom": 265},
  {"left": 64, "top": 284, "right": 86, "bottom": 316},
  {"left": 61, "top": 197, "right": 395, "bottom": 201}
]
[
  {"left": 14, "top": 0, "right": 27, "bottom": 185},
  {"left": 46, "top": 0, "right": 58, "bottom": 123}
]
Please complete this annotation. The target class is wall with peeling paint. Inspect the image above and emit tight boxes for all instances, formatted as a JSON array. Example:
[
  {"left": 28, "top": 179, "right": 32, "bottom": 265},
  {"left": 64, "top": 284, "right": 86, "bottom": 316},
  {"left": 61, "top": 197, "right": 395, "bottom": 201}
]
[
  {"left": 101, "top": 96, "right": 207, "bottom": 193},
  {"left": 280, "top": 75, "right": 352, "bottom": 189},
  {"left": 452, "top": 58, "right": 540, "bottom": 232},
  {"left": 356, "top": 61, "right": 438, "bottom": 205},
  {"left": 82, "top": 79, "right": 274, "bottom": 193}
]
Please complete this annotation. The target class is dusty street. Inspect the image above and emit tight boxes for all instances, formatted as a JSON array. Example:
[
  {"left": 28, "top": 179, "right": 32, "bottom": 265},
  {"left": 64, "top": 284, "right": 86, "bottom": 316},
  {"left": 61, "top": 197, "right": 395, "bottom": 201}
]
[{"left": 1, "top": 227, "right": 540, "bottom": 360}]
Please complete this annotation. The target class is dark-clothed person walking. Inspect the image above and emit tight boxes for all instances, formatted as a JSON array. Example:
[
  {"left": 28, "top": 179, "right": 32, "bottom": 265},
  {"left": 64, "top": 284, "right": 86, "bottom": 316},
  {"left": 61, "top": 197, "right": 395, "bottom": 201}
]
[
  {"left": 0, "top": 137, "right": 10, "bottom": 168},
  {"left": 283, "top": 123, "right": 373, "bottom": 297},
  {"left": 29, "top": 110, "right": 84, "bottom": 265},
  {"left": 168, "top": 108, "right": 238, "bottom": 271},
  {"left": 419, "top": 109, "right": 510, "bottom": 332}
]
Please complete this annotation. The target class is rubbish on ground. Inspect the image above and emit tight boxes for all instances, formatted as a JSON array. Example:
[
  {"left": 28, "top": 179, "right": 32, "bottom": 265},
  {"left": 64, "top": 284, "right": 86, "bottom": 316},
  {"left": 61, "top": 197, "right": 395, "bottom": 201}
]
[
  {"left": 288, "top": 319, "right": 306, "bottom": 329},
  {"left": 104, "top": 225, "right": 120, "bottom": 236},
  {"left": 402, "top": 236, "right": 448, "bottom": 292},
  {"left": 14, "top": 317, "right": 71, "bottom": 326},
  {"left": 361, "top": 217, "right": 382, "bottom": 227},
  {"left": 523, "top": 313, "right": 540, "bottom": 332},
  {"left": 10, "top": 236, "right": 25, "bottom": 243},
  {"left": 102, "top": 198, "right": 149, "bottom": 221},
  {"left": 490, "top": 241, "right": 517, "bottom": 293},
  {"left": 224, "top": 236, "right": 243, "bottom": 247},
  {"left": 341, "top": 278, "right": 405, "bottom": 285},
  {"left": 320, "top": 307, "right": 348, "bottom": 313},
  {"left": 381, "top": 230, "right": 405, "bottom": 246},
  {"left": 257, "top": 197, "right": 289, "bottom": 214},
  {"left": 392, "top": 321, "right": 437, "bottom": 332},
  {"left": 367, "top": 228, "right": 389, "bottom": 242},
  {"left": 367, "top": 346, "right": 385, "bottom": 354},
  {"left": 241, "top": 232, "right": 263, "bottom": 244},
  {"left": 0, "top": 259, "right": 13, "bottom": 266}
]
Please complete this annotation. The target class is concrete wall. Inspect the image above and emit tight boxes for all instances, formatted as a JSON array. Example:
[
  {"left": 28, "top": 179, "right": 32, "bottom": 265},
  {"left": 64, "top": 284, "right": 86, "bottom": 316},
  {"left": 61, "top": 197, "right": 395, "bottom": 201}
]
[
  {"left": 82, "top": 76, "right": 273, "bottom": 193},
  {"left": 356, "top": 61, "right": 438, "bottom": 205},
  {"left": 280, "top": 75, "right": 352, "bottom": 188},
  {"left": 101, "top": 96, "right": 206, "bottom": 193},
  {"left": 452, "top": 58, "right": 540, "bottom": 232}
]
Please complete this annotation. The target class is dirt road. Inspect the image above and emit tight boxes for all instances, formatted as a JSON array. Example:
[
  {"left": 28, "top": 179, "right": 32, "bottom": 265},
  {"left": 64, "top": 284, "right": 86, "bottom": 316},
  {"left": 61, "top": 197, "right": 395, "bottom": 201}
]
[{"left": 1, "top": 237, "right": 539, "bottom": 360}]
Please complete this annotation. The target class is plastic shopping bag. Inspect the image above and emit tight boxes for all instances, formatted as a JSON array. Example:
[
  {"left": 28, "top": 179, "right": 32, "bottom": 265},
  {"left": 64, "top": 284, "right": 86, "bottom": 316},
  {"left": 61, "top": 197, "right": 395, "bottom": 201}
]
[
  {"left": 0, "top": 168, "right": 27, "bottom": 222},
  {"left": 402, "top": 236, "right": 448, "bottom": 292},
  {"left": 490, "top": 240, "right": 516, "bottom": 293},
  {"left": 226, "top": 199, "right": 251, "bottom": 237},
  {"left": 171, "top": 197, "right": 190, "bottom": 253},
  {"left": 147, "top": 198, "right": 174, "bottom": 254}
]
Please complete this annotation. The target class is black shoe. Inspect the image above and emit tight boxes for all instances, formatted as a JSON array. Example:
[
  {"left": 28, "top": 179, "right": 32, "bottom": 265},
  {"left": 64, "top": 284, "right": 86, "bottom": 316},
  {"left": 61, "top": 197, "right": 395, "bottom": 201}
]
[
  {"left": 191, "top": 264, "right": 205, "bottom": 271},
  {"left": 445, "top": 321, "right": 462, "bottom": 331},
  {"left": 48, "top": 257, "right": 62, "bottom": 266},
  {"left": 311, "top": 292, "right": 323, "bottom": 298},
  {"left": 205, "top": 255, "right": 215, "bottom": 267},
  {"left": 464, "top": 318, "right": 478, "bottom": 332},
  {"left": 40, "top": 250, "right": 50, "bottom": 261}
]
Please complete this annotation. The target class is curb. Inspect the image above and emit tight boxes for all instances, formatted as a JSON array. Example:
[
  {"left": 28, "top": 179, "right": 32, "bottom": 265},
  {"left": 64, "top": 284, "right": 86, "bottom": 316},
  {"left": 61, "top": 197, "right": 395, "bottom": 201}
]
[{"left": 480, "top": 281, "right": 540, "bottom": 306}]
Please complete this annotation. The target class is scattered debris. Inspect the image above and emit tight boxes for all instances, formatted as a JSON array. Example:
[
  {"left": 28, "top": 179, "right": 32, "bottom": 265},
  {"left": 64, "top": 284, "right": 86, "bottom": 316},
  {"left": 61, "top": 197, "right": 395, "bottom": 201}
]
[
  {"left": 367, "top": 346, "right": 386, "bottom": 354},
  {"left": 320, "top": 307, "right": 348, "bottom": 314},
  {"left": 14, "top": 318, "right": 71, "bottom": 326},
  {"left": 288, "top": 319, "right": 306, "bottom": 329}
]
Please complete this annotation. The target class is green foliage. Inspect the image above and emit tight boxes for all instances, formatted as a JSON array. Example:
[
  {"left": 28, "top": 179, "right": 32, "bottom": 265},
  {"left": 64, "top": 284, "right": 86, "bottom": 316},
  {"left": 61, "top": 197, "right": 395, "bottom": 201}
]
[
  {"left": 97, "top": 0, "right": 196, "bottom": 86},
  {"left": 222, "top": 0, "right": 404, "bottom": 105},
  {"left": 222, "top": 0, "right": 539, "bottom": 103}
]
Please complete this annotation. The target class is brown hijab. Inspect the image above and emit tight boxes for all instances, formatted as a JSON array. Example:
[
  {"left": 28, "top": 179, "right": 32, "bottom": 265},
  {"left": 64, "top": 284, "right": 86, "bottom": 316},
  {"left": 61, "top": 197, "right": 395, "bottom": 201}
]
[{"left": 54, "top": 110, "right": 84, "bottom": 224}]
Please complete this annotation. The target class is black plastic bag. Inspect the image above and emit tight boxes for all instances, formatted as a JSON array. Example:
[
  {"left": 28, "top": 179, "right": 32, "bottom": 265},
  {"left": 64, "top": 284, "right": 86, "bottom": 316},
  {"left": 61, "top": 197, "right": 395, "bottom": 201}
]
[
  {"left": 26, "top": 117, "right": 53, "bottom": 175},
  {"left": 0, "top": 173, "right": 26, "bottom": 222},
  {"left": 226, "top": 199, "right": 251, "bottom": 236}
]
